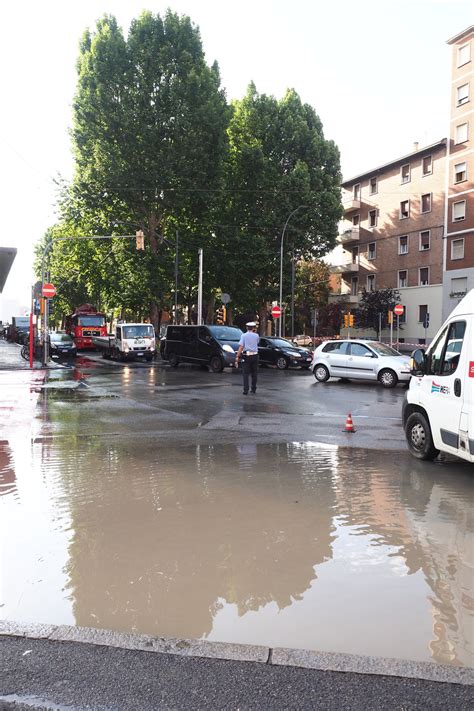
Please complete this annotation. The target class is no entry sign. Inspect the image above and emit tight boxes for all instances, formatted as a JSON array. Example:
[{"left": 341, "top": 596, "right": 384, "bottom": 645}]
[
  {"left": 42, "top": 283, "right": 56, "bottom": 298},
  {"left": 271, "top": 305, "right": 282, "bottom": 318},
  {"left": 394, "top": 304, "right": 404, "bottom": 316}
]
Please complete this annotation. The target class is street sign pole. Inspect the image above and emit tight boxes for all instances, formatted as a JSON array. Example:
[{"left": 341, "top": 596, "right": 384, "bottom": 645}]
[
  {"left": 389, "top": 311, "right": 393, "bottom": 347},
  {"left": 43, "top": 298, "right": 49, "bottom": 366},
  {"left": 397, "top": 315, "right": 399, "bottom": 347}
]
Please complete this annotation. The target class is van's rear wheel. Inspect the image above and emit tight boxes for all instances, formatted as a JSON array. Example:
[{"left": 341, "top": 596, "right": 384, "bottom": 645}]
[
  {"left": 168, "top": 352, "right": 179, "bottom": 368},
  {"left": 209, "top": 356, "right": 224, "bottom": 373},
  {"left": 405, "top": 412, "right": 439, "bottom": 460}
]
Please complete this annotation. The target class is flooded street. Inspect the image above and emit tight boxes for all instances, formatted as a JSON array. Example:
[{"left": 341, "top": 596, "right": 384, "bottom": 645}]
[{"left": 2, "top": 386, "right": 473, "bottom": 668}]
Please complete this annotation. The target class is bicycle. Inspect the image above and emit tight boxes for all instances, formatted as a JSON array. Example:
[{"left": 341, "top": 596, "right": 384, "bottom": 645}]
[{"left": 20, "top": 338, "right": 44, "bottom": 362}]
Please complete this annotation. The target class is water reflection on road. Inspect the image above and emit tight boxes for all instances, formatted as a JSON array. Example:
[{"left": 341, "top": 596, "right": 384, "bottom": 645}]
[{"left": 1, "top": 436, "right": 473, "bottom": 667}]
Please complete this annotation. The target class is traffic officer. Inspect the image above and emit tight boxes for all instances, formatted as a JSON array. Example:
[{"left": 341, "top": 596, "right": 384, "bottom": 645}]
[{"left": 235, "top": 321, "right": 260, "bottom": 395}]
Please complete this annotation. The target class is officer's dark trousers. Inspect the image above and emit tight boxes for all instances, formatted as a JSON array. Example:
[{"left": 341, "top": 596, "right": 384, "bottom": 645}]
[{"left": 243, "top": 355, "right": 259, "bottom": 393}]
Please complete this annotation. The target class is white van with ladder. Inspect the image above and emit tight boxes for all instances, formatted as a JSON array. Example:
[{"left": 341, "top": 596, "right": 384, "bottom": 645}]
[{"left": 402, "top": 289, "right": 474, "bottom": 462}]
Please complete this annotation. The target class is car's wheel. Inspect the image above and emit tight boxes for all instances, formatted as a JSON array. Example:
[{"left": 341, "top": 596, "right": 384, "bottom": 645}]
[
  {"left": 168, "top": 352, "right": 179, "bottom": 368},
  {"left": 276, "top": 356, "right": 289, "bottom": 370},
  {"left": 209, "top": 356, "right": 224, "bottom": 373},
  {"left": 405, "top": 412, "right": 439, "bottom": 460},
  {"left": 378, "top": 368, "right": 398, "bottom": 388},
  {"left": 313, "top": 364, "right": 330, "bottom": 382}
]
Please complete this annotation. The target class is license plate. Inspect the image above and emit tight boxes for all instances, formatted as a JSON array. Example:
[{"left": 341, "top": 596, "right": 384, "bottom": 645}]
[{"left": 61, "top": 349, "right": 69, "bottom": 353}]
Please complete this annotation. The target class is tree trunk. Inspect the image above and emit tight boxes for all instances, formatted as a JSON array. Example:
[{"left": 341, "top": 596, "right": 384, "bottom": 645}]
[
  {"left": 258, "top": 304, "right": 268, "bottom": 336},
  {"left": 206, "top": 294, "right": 216, "bottom": 324},
  {"left": 149, "top": 302, "right": 159, "bottom": 331}
]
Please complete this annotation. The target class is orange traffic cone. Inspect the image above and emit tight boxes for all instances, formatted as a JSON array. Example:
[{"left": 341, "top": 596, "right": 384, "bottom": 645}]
[{"left": 343, "top": 413, "right": 356, "bottom": 433}]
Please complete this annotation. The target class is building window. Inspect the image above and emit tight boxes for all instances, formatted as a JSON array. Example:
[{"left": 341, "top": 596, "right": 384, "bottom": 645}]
[
  {"left": 419, "top": 304, "right": 428, "bottom": 323},
  {"left": 367, "top": 274, "right": 375, "bottom": 292},
  {"left": 351, "top": 277, "right": 358, "bottom": 296},
  {"left": 398, "top": 270, "right": 408, "bottom": 288},
  {"left": 352, "top": 214, "right": 360, "bottom": 227},
  {"left": 419, "top": 231, "right": 430, "bottom": 251},
  {"left": 353, "top": 183, "right": 360, "bottom": 200},
  {"left": 368, "top": 209, "right": 377, "bottom": 228},
  {"left": 457, "top": 83, "right": 470, "bottom": 106},
  {"left": 367, "top": 242, "right": 376, "bottom": 260},
  {"left": 419, "top": 267, "right": 429, "bottom": 286},
  {"left": 453, "top": 200, "right": 466, "bottom": 222},
  {"left": 458, "top": 43, "right": 471, "bottom": 67},
  {"left": 420, "top": 193, "right": 431, "bottom": 213},
  {"left": 400, "top": 200, "right": 409, "bottom": 219},
  {"left": 456, "top": 122, "right": 468, "bottom": 143},
  {"left": 369, "top": 177, "right": 377, "bottom": 195},
  {"left": 401, "top": 164, "right": 410, "bottom": 183},
  {"left": 451, "top": 277, "right": 467, "bottom": 297},
  {"left": 455, "top": 161, "right": 467, "bottom": 183},
  {"left": 422, "top": 155, "right": 432, "bottom": 176},
  {"left": 399, "top": 235, "right": 408, "bottom": 255},
  {"left": 352, "top": 247, "right": 359, "bottom": 263},
  {"left": 451, "top": 238, "right": 464, "bottom": 260}
]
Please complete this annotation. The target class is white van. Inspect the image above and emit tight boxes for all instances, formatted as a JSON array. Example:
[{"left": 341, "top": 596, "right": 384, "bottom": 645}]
[{"left": 402, "top": 289, "right": 473, "bottom": 462}]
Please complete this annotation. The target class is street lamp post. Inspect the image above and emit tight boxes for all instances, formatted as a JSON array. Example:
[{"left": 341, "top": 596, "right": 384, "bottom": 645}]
[{"left": 279, "top": 205, "right": 307, "bottom": 337}]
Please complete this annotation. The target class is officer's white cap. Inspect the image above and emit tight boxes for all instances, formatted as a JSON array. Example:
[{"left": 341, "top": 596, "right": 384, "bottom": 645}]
[{"left": 246, "top": 321, "right": 257, "bottom": 327}]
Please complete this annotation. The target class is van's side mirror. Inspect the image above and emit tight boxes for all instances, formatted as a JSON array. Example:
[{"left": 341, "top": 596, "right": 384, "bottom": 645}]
[{"left": 410, "top": 348, "right": 426, "bottom": 376}]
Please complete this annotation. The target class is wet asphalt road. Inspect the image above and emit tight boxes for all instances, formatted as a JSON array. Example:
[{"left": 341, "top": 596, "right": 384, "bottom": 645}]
[{"left": 36, "top": 353, "right": 410, "bottom": 450}]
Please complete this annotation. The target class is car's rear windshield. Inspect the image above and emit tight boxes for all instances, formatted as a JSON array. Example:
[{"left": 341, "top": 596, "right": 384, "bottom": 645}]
[
  {"left": 369, "top": 342, "right": 402, "bottom": 356},
  {"left": 208, "top": 326, "right": 243, "bottom": 341},
  {"left": 51, "top": 333, "right": 73, "bottom": 343}
]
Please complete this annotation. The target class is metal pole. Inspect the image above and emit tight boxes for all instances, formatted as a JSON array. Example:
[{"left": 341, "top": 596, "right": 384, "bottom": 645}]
[
  {"left": 279, "top": 205, "right": 307, "bottom": 338},
  {"left": 291, "top": 253, "right": 295, "bottom": 339},
  {"left": 378, "top": 312, "right": 382, "bottom": 341},
  {"left": 389, "top": 313, "right": 393, "bottom": 347},
  {"left": 397, "top": 314, "right": 399, "bottom": 347},
  {"left": 197, "top": 248, "right": 203, "bottom": 326},
  {"left": 175, "top": 231, "right": 179, "bottom": 324}
]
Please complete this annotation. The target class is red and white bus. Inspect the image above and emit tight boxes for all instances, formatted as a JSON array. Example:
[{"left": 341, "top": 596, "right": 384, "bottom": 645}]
[{"left": 66, "top": 304, "right": 107, "bottom": 350}]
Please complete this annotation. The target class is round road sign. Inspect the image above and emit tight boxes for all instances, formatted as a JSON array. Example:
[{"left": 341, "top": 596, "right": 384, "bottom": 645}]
[
  {"left": 42, "top": 283, "right": 56, "bottom": 298},
  {"left": 394, "top": 304, "right": 404, "bottom": 316},
  {"left": 271, "top": 305, "right": 282, "bottom": 318}
]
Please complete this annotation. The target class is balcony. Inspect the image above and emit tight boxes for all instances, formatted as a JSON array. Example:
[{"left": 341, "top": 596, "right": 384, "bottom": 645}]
[
  {"left": 328, "top": 292, "right": 361, "bottom": 305},
  {"left": 343, "top": 198, "right": 361, "bottom": 214},
  {"left": 332, "top": 261, "right": 359, "bottom": 274},
  {"left": 338, "top": 227, "right": 360, "bottom": 245}
]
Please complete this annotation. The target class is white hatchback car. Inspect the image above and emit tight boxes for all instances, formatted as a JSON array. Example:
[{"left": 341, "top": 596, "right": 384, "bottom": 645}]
[{"left": 311, "top": 339, "right": 411, "bottom": 388}]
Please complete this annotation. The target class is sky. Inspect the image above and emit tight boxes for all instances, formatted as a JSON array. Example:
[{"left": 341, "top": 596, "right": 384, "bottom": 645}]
[{"left": 0, "top": 0, "right": 472, "bottom": 319}]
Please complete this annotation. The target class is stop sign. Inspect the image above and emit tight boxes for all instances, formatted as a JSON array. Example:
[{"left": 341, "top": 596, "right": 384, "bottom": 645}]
[
  {"left": 394, "top": 304, "right": 404, "bottom": 316},
  {"left": 271, "top": 305, "right": 282, "bottom": 318},
  {"left": 42, "top": 283, "right": 56, "bottom": 298}
]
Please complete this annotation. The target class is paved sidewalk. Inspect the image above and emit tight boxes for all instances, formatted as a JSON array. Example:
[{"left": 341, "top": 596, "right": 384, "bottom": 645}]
[
  {"left": 0, "top": 625, "right": 472, "bottom": 710},
  {"left": 0, "top": 339, "right": 63, "bottom": 370}
]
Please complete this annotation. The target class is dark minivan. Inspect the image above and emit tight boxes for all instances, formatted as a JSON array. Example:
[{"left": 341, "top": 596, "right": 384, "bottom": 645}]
[{"left": 163, "top": 325, "right": 243, "bottom": 372}]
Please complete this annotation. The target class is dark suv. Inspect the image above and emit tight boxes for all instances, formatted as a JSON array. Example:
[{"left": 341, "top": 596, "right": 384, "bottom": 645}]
[{"left": 163, "top": 325, "right": 243, "bottom": 372}]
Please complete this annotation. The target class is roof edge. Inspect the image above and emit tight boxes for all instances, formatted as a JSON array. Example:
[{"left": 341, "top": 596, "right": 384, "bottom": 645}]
[
  {"left": 447, "top": 26, "right": 474, "bottom": 45},
  {"left": 342, "top": 138, "right": 447, "bottom": 187}
]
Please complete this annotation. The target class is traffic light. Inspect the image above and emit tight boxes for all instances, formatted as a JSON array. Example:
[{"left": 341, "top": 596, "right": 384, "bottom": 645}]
[
  {"left": 216, "top": 306, "right": 226, "bottom": 324},
  {"left": 388, "top": 310, "right": 393, "bottom": 324},
  {"left": 423, "top": 313, "right": 430, "bottom": 329},
  {"left": 349, "top": 314, "right": 354, "bottom": 327},
  {"left": 136, "top": 230, "right": 145, "bottom": 250},
  {"left": 343, "top": 313, "right": 349, "bottom": 328}
]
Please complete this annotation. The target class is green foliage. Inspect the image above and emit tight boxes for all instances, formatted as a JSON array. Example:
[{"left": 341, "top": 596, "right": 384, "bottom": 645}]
[{"left": 358, "top": 288, "right": 401, "bottom": 331}]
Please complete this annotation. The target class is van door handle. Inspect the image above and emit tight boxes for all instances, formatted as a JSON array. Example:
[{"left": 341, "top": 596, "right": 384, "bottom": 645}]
[{"left": 454, "top": 378, "right": 461, "bottom": 397}]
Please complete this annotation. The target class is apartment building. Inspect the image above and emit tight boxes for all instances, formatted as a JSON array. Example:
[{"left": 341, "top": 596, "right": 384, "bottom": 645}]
[
  {"left": 330, "top": 25, "right": 474, "bottom": 344},
  {"left": 443, "top": 26, "right": 474, "bottom": 319},
  {"left": 332, "top": 139, "right": 447, "bottom": 343}
]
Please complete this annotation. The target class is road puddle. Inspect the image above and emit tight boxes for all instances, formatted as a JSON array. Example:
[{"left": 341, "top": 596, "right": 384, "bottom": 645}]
[{"left": 1, "top": 438, "right": 473, "bottom": 667}]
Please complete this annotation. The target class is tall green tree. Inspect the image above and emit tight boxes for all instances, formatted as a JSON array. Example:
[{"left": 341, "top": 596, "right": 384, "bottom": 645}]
[
  {"left": 67, "top": 10, "right": 228, "bottom": 327},
  {"left": 221, "top": 84, "right": 341, "bottom": 331}
]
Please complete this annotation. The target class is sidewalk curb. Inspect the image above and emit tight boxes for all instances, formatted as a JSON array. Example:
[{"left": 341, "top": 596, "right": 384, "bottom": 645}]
[{"left": 1, "top": 621, "right": 472, "bottom": 686}]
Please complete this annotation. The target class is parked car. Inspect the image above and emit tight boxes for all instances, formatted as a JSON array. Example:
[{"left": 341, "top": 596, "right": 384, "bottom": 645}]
[
  {"left": 311, "top": 339, "right": 411, "bottom": 388},
  {"left": 162, "top": 325, "right": 243, "bottom": 372},
  {"left": 259, "top": 337, "right": 313, "bottom": 370},
  {"left": 292, "top": 334, "right": 313, "bottom": 347},
  {"left": 49, "top": 332, "right": 77, "bottom": 358}
]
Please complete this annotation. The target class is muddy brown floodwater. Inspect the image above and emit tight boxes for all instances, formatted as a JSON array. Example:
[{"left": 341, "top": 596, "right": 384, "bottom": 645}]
[{"left": 2, "top": 430, "right": 473, "bottom": 668}]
